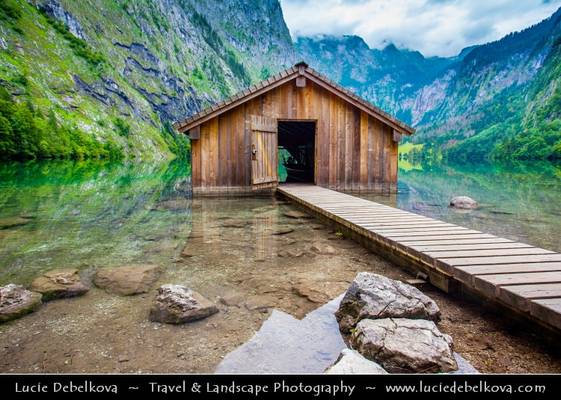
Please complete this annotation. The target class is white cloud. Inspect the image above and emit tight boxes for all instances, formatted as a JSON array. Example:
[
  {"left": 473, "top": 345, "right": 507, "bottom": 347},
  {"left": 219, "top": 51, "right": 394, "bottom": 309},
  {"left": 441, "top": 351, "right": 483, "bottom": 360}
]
[{"left": 280, "top": 0, "right": 561, "bottom": 57}]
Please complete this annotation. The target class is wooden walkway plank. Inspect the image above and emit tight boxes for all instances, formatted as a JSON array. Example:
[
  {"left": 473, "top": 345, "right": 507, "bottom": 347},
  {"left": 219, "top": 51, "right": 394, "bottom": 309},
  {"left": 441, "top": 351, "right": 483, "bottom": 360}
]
[
  {"left": 382, "top": 230, "right": 481, "bottom": 238},
  {"left": 453, "top": 262, "right": 561, "bottom": 284},
  {"left": 371, "top": 226, "right": 470, "bottom": 234},
  {"left": 473, "top": 272, "right": 561, "bottom": 299},
  {"left": 277, "top": 184, "right": 561, "bottom": 332},
  {"left": 411, "top": 242, "right": 534, "bottom": 252},
  {"left": 401, "top": 238, "right": 514, "bottom": 246},
  {"left": 530, "top": 299, "right": 561, "bottom": 329},
  {"left": 395, "top": 234, "right": 499, "bottom": 242},
  {"left": 441, "top": 254, "right": 561, "bottom": 267},
  {"left": 498, "top": 284, "right": 561, "bottom": 313},
  {"left": 427, "top": 248, "right": 554, "bottom": 258}
]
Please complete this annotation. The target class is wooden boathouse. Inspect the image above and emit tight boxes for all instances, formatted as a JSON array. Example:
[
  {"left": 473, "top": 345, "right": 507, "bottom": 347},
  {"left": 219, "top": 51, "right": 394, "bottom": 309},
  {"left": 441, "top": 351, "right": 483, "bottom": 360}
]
[
  {"left": 175, "top": 63, "right": 561, "bottom": 335},
  {"left": 174, "top": 62, "right": 414, "bottom": 195}
]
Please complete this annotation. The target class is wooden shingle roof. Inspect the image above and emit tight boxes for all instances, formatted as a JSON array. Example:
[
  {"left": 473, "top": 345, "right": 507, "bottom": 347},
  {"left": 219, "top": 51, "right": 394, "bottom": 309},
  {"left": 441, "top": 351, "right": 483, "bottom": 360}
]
[{"left": 173, "top": 62, "right": 415, "bottom": 135}]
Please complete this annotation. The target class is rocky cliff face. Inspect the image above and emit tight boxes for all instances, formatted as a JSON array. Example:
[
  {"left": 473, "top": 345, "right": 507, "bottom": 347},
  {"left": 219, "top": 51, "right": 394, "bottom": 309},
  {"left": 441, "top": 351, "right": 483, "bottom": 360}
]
[
  {"left": 296, "top": 7, "right": 561, "bottom": 160},
  {"left": 0, "top": 0, "right": 296, "bottom": 160}
]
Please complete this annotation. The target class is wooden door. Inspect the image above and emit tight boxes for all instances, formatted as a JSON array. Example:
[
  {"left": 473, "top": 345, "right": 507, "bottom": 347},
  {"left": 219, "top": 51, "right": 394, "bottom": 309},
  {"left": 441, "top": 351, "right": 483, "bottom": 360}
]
[{"left": 250, "top": 115, "right": 278, "bottom": 189}]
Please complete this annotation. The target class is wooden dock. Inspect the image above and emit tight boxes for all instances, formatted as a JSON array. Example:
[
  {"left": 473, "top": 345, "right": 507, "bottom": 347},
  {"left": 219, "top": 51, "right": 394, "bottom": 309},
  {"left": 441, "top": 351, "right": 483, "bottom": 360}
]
[{"left": 278, "top": 184, "right": 561, "bottom": 333}]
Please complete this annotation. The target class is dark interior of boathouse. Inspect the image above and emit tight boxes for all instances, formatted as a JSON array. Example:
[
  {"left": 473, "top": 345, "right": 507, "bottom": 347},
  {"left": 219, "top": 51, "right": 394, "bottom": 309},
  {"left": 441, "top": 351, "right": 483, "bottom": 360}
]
[{"left": 278, "top": 121, "right": 316, "bottom": 184}]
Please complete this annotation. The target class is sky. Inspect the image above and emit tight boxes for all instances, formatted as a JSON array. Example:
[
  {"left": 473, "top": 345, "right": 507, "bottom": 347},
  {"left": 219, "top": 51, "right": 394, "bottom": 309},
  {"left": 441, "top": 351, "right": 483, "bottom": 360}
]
[{"left": 280, "top": 0, "right": 561, "bottom": 57}]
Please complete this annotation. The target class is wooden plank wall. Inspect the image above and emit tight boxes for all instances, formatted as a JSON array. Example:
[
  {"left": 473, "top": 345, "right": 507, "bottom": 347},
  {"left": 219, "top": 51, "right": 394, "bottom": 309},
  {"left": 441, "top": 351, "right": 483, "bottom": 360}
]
[{"left": 191, "top": 80, "right": 398, "bottom": 193}]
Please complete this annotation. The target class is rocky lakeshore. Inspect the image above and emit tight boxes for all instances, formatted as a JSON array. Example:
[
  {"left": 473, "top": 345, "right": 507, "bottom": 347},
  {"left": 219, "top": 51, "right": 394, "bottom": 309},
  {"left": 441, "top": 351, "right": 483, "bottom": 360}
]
[
  {"left": 1, "top": 195, "right": 560, "bottom": 373},
  {"left": 330, "top": 272, "right": 458, "bottom": 373},
  {"left": 217, "top": 272, "right": 476, "bottom": 374}
]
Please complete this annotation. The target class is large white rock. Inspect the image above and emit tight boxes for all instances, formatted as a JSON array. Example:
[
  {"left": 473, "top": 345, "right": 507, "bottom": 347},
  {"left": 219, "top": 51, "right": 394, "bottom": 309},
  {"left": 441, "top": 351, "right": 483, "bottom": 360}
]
[
  {"left": 450, "top": 196, "right": 478, "bottom": 209},
  {"left": 335, "top": 272, "right": 440, "bottom": 332},
  {"left": 149, "top": 284, "right": 218, "bottom": 324},
  {"left": 351, "top": 318, "right": 457, "bottom": 373},
  {"left": 325, "top": 348, "right": 387, "bottom": 374}
]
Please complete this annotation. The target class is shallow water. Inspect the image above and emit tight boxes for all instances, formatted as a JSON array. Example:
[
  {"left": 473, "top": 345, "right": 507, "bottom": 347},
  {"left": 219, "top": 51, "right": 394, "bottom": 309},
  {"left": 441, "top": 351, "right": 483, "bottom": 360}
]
[
  {"left": 358, "top": 161, "right": 561, "bottom": 252},
  {"left": 0, "top": 160, "right": 560, "bottom": 373},
  {"left": 0, "top": 160, "right": 192, "bottom": 285}
]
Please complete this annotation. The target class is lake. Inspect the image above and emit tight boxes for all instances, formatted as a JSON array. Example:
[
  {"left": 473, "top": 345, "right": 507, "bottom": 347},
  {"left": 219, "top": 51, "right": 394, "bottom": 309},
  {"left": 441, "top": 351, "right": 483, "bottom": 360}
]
[
  {"left": 0, "top": 159, "right": 560, "bottom": 373},
  {"left": 359, "top": 161, "right": 561, "bottom": 253}
]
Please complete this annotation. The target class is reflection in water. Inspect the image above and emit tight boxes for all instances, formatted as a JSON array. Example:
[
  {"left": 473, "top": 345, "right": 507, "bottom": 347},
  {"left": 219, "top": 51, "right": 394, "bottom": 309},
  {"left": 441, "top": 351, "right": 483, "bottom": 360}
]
[
  {"left": 1, "top": 160, "right": 560, "bottom": 373},
  {"left": 358, "top": 161, "right": 561, "bottom": 252},
  {"left": 0, "top": 161, "right": 394, "bottom": 372},
  {"left": 0, "top": 160, "right": 192, "bottom": 285}
]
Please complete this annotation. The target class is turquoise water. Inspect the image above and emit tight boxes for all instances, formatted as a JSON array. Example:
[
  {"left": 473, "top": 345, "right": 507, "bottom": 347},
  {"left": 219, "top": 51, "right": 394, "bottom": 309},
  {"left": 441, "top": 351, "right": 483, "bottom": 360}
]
[
  {"left": 0, "top": 160, "right": 192, "bottom": 285},
  {"left": 1, "top": 159, "right": 561, "bottom": 372},
  {"left": 1, "top": 159, "right": 560, "bottom": 287},
  {"left": 358, "top": 161, "right": 561, "bottom": 252}
]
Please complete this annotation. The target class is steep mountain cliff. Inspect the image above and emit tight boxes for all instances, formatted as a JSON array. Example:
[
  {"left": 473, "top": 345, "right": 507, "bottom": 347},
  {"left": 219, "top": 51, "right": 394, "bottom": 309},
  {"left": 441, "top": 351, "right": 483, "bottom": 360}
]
[
  {"left": 2, "top": 0, "right": 559, "bottom": 162},
  {"left": 0, "top": 0, "right": 296, "bottom": 160},
  {"left": 296, "top": 8, "right": 561, "bottom": 161},
  {"left": 295, "top": 35, "right": 456, "bottom": 124}
]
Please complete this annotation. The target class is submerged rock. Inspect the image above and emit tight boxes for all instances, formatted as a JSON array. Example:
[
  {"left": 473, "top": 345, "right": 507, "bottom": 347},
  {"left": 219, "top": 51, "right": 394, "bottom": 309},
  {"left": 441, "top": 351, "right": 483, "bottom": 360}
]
[
  {"left": 149, "top": 284, "right": 218, "bottom": 324},
  {"left": 31, "top": 269, "right": 89, "bottom": 300},
  {"left": 283, "top": 210, "right": 312, "bottom": 219},
  {"left": 293, "top": 284, "right": 329, "bottom": 304},
  {"left": 252, "top": 205, "right": 276, "bottom": 213},
  {"left": 310, "top": 241, "right": 337, "bottom": 255},
  {"left": 450, "top": 196, "right": 478, "bottom": 209},
  {"left": 94, "top": 264, "right": 160, "bottom": 296},
  {"left": 277, "top": 248, "right": 309, "bottom": 258},
  {"left": 155, "top": 199, "right": 191, "bottom": 211},
  {"left": 335, "top": 272, "right": 440, "bottom": 332},
  {"left": 0, "top": 216, "right": 31, "bottom": 230},
  {"left": 325, "top": 348, "right": 387, "bottom": 374},
  {"left": 292, "top": 280, "right": 347, "bottom": 304},
  {"left": 267, "top": 226, "right": 294, "bottom": 235},
  {"left": 0, "top": 284, "right": 42, "bottom": 322},
  {"left": 221, "top": 219, "right": 249, "bottom": 228},
  {"left": 351, "top": 318, "right": 457, "bottom": 373}
]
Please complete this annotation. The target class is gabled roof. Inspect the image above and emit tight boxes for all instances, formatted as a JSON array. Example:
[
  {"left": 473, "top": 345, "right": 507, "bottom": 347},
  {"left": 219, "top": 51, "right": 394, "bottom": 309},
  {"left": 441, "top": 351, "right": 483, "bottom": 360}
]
[{"left": 173, "top": 62, "right": 415, "bottom": 135}]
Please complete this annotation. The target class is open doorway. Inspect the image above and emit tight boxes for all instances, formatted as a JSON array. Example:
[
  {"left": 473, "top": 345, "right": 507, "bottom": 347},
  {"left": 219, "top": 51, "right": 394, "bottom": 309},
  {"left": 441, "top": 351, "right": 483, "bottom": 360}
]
[{"left": 277, "top": 121, "right": 316, "bottom": 183}]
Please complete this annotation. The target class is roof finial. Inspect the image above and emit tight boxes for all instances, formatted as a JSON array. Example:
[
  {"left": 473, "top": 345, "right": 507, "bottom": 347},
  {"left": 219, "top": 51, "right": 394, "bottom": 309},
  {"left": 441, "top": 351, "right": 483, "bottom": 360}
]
[{"left": 295, "top": 61, "right": 309, "bottom": 69}]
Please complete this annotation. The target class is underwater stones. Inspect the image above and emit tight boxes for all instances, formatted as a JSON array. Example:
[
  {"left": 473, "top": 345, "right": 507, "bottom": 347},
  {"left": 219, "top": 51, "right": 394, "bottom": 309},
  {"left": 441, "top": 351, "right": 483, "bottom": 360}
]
[
  {"left": 155, "top": 199, "right": 191, "bottom": 211},
  {"left": 325, "top": 348, "right": 387, "bottom": 374},
  {"left": 335, "top": 272, "right": 440, "bottom": 332},
  {"left": 450, "top": 196, "right": 478, "bottom": 209},
  {"left": 149, "top": 284, "right": 218, "bottom": 324},
  {"left": 283, "top": 210, "right": 312, "bottom": 219},
  {"left": 221, "top": 219, "right": 249, "bottom": 228},
  {"left": 350, "top": 318, "right": 457, "bottom": 373},
  {"left": 217, "top": 292, "right": 245, "bottom": 307},
  {"left": 277, "top": 248, "right": 308, "bottom": 258},
  {"left": 0, "top": 284, "right": 42, "bottom": 322},
  {"left": 244, "top": 295, "right": 275, "bottom": 312},
  {"left": 180, "top": 250, "right": 196, "bottom": 258},
  {"left": 252, "top": 205, "right": 276, "bottom": 213},
  {"left": 293, "top": 280, "right": 347, "bottom": 304},
  {"left": 293, "top": 284, "right": 329, "bottom": 304},
  {"left": 310, "top": 241, "right": 337, "bottom": 255},
  {"left": 0, "top": 216, "right": 32, "bottom": 230},
  {"left": 267, "top": 226, "right": 294, "bottom": 235},
  {"left": 30, "top": 269, "right": 89, "bottom": 301},
  {"left": 94, "top": 264, "right": 161, "bottom": 296}
]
